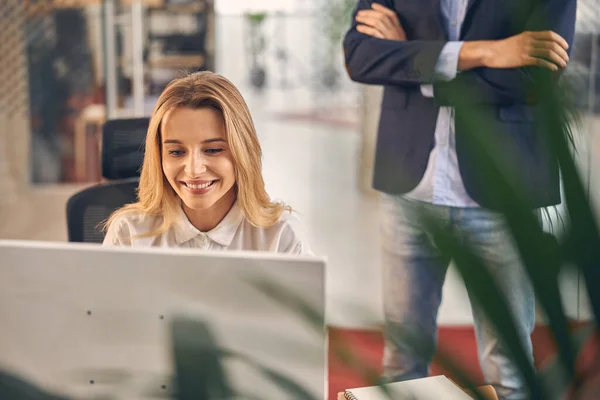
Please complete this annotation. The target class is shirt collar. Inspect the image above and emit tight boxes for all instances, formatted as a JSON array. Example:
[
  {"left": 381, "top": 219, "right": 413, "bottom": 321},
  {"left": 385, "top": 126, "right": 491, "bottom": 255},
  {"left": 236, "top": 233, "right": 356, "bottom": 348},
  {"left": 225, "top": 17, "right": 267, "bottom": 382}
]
[{"left": 174, "top": 201, "right": 245, "bottom": 246}]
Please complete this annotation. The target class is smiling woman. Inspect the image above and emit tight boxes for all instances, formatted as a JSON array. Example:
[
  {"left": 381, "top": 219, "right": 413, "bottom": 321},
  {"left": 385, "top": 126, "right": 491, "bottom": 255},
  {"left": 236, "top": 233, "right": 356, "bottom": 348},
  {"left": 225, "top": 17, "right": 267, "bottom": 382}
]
[
  {"left": 161, "top": 107, "right": 237, "bottom": 232},
  {"left": 102, "top": 72, "right": 311, "bottom": 254}
]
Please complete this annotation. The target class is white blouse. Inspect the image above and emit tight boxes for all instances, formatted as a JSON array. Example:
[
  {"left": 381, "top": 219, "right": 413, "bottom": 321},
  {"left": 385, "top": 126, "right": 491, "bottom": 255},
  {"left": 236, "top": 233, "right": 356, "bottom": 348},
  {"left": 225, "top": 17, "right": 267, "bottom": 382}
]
[{"left": 102, "top": 201, "right": 311, "bottom": 255}]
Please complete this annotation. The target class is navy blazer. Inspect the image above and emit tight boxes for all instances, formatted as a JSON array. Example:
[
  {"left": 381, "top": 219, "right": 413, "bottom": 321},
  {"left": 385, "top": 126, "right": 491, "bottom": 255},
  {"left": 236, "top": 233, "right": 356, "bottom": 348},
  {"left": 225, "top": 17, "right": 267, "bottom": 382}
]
[{"left": 343, "top": 0, "right": 577, "bottom": 209}]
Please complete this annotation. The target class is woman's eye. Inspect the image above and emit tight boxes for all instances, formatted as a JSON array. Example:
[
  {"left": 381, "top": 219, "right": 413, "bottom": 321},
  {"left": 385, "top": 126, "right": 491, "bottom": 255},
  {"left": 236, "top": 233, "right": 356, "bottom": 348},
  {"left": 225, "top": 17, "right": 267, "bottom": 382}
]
[
  {"left": 205, "top": 148, "right": 224, "bottom": 155},
  {"left": 168, "top": 150, "right": 184, "bottom": 156}
]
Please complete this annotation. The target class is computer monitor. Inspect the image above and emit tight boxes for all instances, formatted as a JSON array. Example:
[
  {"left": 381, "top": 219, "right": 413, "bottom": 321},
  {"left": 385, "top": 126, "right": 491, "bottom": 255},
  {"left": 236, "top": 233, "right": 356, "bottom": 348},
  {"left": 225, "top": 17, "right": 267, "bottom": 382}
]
[{"left": 0, "top": 240, "right": 326, "bottom": 399}]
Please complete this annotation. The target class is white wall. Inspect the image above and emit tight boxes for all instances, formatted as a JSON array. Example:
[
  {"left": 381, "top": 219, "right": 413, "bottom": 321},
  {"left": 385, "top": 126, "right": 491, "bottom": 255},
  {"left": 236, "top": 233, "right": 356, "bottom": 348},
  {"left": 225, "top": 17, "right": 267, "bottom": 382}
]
[{"left": 215, "top": 0, "right": 313, "bottom": 15}]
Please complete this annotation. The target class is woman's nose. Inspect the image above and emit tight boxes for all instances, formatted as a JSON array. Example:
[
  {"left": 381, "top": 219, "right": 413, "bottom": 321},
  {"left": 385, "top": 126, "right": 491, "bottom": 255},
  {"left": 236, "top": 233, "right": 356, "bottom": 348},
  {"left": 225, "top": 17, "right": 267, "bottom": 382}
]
[{"left": 184, "top": 151, "right": 207, "bottom": 177}]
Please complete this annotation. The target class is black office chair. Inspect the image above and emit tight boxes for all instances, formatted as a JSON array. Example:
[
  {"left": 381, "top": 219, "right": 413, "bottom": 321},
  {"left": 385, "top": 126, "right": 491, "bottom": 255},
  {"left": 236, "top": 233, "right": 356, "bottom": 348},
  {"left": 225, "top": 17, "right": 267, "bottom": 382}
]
[{"left": 66, "top": 118, "right": 149, "bottom": 243}]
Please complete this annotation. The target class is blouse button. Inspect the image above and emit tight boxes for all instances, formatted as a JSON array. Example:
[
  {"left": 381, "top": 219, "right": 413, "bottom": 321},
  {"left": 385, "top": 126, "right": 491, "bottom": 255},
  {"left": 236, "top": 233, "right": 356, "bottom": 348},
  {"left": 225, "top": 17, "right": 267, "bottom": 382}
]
[{"left": 195, "top": 235, "right": 207, "bottom": 247}]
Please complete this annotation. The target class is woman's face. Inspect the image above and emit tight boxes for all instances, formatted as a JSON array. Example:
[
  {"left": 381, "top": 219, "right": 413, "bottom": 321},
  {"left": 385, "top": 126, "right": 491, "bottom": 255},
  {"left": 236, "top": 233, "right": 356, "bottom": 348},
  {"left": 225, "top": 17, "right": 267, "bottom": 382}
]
[{"left": 161, "top": 106, "right": 236, "bottom": 214}]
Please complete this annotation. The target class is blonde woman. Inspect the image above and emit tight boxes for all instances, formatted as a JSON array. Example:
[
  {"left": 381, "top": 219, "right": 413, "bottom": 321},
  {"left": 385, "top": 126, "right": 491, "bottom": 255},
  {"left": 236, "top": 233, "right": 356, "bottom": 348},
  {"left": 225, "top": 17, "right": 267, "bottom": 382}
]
[{"left": 103, "top": 71, "right": 310, "bottom": 254}]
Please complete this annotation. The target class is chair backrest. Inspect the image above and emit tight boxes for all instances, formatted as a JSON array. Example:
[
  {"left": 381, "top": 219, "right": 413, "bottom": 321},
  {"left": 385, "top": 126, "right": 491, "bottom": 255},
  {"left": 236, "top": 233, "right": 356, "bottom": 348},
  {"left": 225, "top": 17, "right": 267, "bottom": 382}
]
[
  {"left": 66, "top": 178, "right": 139, "bottom": 243},
  {"left": 66, "top": 118, "right": 149, "bottom": 243},
  {"left": 102, "top": 117, "right": 149, "bottom": 180}
]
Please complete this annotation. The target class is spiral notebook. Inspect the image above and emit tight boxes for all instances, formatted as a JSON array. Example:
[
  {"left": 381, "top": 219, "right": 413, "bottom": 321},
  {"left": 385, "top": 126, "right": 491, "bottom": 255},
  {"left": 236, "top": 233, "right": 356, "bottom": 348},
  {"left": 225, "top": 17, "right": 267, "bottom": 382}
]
[{"left": 342, "top": 376, "right": 479, "bottom": 400}]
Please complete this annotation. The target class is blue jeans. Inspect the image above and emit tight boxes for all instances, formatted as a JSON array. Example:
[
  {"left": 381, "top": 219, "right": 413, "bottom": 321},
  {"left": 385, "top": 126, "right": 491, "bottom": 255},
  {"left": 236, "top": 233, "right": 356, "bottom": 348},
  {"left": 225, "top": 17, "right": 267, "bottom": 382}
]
[{"left": 380, "top": 194, "right": 535, "bottom": 400}]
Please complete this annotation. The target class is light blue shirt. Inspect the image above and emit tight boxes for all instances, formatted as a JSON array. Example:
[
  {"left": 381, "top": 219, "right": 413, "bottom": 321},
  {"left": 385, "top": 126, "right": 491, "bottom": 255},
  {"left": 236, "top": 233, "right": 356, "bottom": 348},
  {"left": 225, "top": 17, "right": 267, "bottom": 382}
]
[{"left": 404, "top": 0, "right": 479, "bottom": 207}]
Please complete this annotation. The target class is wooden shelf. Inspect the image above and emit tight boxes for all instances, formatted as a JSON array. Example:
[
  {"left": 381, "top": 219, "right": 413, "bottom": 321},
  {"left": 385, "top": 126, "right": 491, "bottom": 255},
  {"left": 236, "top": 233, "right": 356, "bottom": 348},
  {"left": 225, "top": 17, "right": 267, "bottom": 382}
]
[
  {"left": 52, "top": 0, "right": 102, "bottom": 6},
  {"left": 148, "top": 54, "right": 205, "bottom": 68},
  {"left": 24, "top": 0, "right": 102, "bottom": 16},
  {"left": 121, "top": 0, "right": 207, "bottom": 12},
  {"left": 120, "top": 0, "right": 164, "bottom": 7},
  {"left": 151, "top": 3, "right": 206, "bottom": 13}
]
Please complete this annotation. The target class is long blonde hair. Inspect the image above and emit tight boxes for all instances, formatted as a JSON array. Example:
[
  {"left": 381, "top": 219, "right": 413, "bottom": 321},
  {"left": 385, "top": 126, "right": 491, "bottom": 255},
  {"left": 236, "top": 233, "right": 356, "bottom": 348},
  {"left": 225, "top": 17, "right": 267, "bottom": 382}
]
[{"left": 105, "top": 71, "right": 289, "bottom": 236}]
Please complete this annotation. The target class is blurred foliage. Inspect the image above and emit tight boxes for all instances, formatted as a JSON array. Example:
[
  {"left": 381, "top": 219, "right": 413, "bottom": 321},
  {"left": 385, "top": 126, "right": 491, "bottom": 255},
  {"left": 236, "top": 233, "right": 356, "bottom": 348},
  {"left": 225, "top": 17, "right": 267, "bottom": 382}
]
[{"left": 246, "top": 12, "right": 267, "bottom": 26}]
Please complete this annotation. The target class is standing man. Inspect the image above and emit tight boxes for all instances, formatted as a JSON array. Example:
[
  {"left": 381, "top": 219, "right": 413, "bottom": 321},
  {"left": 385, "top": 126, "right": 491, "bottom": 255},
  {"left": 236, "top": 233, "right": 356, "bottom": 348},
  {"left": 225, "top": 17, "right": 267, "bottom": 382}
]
[{"left": 343, "top": 0, "right": 576, "bottom": 399}]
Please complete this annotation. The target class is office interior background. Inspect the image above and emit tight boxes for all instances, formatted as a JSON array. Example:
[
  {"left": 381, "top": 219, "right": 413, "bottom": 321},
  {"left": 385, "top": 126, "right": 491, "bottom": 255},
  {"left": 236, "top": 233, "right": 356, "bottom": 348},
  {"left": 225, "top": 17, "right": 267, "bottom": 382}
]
[
  {"left": 1, "top": 0, "right": 600, "bottom": 397},
  {"left": 2, "top": 0, "right": 600, "bottom": 327}
]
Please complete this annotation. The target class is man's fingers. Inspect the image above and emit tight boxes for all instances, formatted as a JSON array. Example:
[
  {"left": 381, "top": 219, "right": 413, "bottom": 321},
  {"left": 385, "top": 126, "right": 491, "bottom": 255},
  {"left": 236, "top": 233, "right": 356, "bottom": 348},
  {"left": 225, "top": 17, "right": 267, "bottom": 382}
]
[
  {"left": 531, "top": 40, "right": 569, "bottom": 65},
  {"left": 524, "top": 56, "right": 559, "bottom": 71},
  {"left": 357, "top": 10, "right": 395, "bottom": 29},
  {"left": 369, "top": 5, "right": 403, "bottom": 30},
  {"left": 357, "top": 24, "right": 384, "bottom": 39},
  {"left": 371, "top": 2, "right": 398, "bottom": 18},
  {"left": 356, "top": 14, "right": 391, "bottom": 33},
  {"left": 356, "top": 8, "right": 405, "bottom": 41},
  {"left": 529, "top": 48, "right": 567, "bottom": 68},
  {"left": 358, "top": 9, "right": 401, "bottom": 30},
  {"left": 529, "top": 30, "right": 569, "bottom": 50}
]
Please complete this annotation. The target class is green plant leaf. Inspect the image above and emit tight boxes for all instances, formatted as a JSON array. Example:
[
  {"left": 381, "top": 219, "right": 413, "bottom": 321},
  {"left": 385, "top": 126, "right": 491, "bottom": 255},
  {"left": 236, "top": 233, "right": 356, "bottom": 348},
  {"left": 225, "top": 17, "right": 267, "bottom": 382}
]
[
  {"left": 431, "top": 67, "right": 581, "bottom": 391},
  {"left": 535, "top": 77, "right": 600, "bottom": 330},
  {"left": 245, "top": 12, "right": 267, "bottom": 25},
  {"left": 246, "top": 276, "right": 325, "bottom": 334},
  {"left": 539, "top": 323, "right": 597, "bottom": 399},
  {"left": 171, "top": 317, "right": 235, "bottom": 400},
  {"left": 422, "top": 214, "right": 546, "bottom": 399},
  {"left": 215, "top": 347, "right": 320, "bottom": 400}
]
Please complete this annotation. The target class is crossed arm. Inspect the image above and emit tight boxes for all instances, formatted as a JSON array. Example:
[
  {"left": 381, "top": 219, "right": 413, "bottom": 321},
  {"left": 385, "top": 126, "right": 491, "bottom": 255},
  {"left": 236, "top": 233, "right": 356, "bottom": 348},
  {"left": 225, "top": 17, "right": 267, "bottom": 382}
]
[{"left": 343, "top": 0, "right": 576, "bottom": 104}]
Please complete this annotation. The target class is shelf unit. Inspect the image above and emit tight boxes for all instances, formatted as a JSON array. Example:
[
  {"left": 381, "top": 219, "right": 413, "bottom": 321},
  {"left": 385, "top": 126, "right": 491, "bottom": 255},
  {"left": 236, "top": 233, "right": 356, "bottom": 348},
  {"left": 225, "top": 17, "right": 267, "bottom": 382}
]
[{"left": 131, "top": 0, "right": 214, "bottom": 94}]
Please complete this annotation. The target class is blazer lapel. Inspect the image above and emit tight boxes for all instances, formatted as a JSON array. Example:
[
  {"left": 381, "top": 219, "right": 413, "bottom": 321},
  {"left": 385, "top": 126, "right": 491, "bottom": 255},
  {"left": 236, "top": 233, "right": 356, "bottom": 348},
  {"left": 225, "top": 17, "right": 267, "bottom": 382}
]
[
  {"left": 460, "top": 0, "right": 480, "bottom": 39},
  {"left": 465, "top": 0, "right": 480, "bottom": 17},
  {"left": 429, "top": 0, "right": 446, "bottom": 40}
]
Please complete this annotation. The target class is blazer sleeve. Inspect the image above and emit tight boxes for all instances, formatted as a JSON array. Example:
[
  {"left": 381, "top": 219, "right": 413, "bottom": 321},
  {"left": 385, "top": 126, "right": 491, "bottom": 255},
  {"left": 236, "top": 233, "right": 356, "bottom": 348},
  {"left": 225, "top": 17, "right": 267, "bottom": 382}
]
[{"left": 343, "top": 0, "right": 447, "bottom": 86}]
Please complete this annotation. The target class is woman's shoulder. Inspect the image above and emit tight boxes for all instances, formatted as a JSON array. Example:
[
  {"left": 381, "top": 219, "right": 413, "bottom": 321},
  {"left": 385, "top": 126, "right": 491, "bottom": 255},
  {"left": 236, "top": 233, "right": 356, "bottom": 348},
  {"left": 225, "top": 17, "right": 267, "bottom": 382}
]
[
  {"left": 103, "top": 209, "right": 162, "bottom": 246},
  {"left": 273, "top": 208, "right": 302, "bottom": 229},
  {"left": 109, "top": 208, "right": 161, "bottom": 229},
  {"left": 266, "top": 209, "right": 312, "bottom": 255}
]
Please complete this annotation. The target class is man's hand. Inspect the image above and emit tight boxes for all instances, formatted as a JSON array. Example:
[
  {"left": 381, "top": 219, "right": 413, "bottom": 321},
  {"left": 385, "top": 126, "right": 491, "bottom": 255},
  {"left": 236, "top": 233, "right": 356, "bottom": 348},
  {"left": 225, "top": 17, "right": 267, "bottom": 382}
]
[
  {"left": 459, "top": 31, "right": 570, "bottom": 71},
  {"left": 355, "top": 3, "right": 406, "bottom": 41},
  {"left": 489, "top": 31, "right": 570, "bottom": 70}
]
